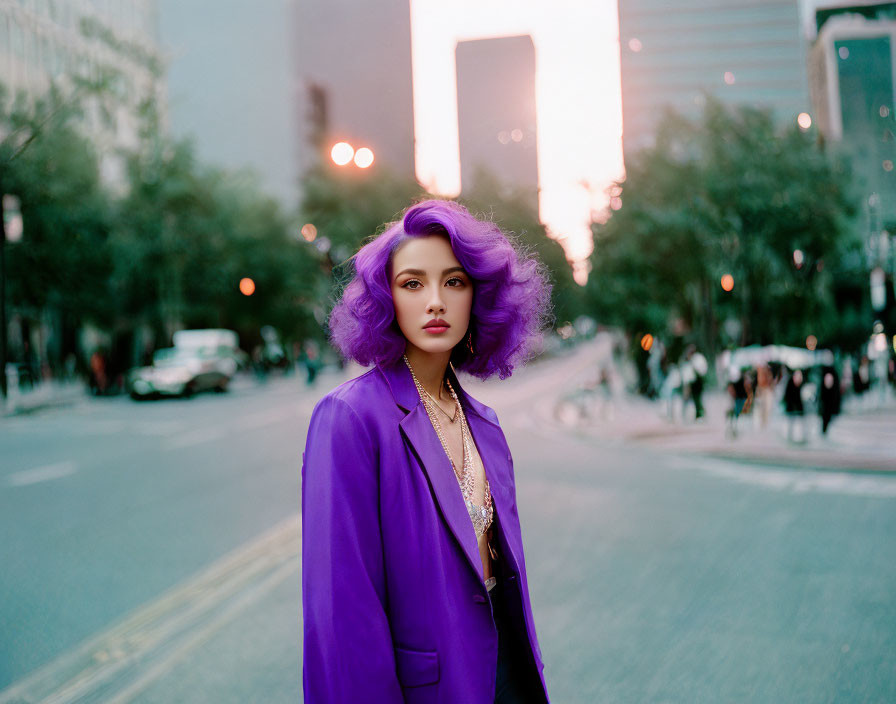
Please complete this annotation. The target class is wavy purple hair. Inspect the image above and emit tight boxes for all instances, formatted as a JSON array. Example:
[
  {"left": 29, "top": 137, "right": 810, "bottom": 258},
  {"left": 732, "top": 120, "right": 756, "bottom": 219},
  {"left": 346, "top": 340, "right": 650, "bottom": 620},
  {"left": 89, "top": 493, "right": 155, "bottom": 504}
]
[{"left": 328, "top": 199, "right": 552, "bottom": 379}]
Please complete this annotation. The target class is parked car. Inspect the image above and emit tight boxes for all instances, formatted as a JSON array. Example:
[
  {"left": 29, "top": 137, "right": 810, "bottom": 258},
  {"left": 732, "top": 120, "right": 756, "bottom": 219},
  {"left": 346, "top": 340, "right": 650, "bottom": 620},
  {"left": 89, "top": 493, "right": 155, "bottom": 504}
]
[{"left": 128, "top": 345, "right": 238, "bottom": 399}]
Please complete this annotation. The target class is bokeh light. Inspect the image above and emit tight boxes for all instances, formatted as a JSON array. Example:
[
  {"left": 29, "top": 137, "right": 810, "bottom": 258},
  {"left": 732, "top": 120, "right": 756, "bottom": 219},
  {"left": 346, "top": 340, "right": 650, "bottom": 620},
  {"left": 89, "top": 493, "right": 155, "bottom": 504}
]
[
  {"left": 354, "top": 147, "right": 375, "bottom": 168},
  {"left": 511, "top": 128, "right": 523, "bottom": 142},
  {"left": 797, "top": 112, "right": 812, "bottom": 130},
  {"left": 330, "top": 142, "right": 354, "bottom": 166},
  {"left": 806, "top": 335, "right": 817, "bottom": 351},
  {"left": 497, "top": 130, "right": 510, "bottom": 145},
  {"left": 640, "top": 333, "right": 653, "bottom": 351},
  {"left": 880, "top": 105, "right": 890, "bottom": 118},
  {"left": 721, "top": 274, "right": 734, "bottom": 291},
  {"left": 301, "top": 223, "right": 317, "bottom": 242},
  {"left": 723, "top": 71, "right": 735, "bottom": 85},
  {"left": 838, "top": 46, "right": 849, "bottom": 60},
  {"left": 883, "top": 160, "right": 893, "bottom": 172},
  {"left": 628, "top": 38, "right": 642, "bottom": 52},
  {"left": 793, "top": 249, "right": 804, "bottom": 268},
  {"left": 239, "top": 278, "right": 256, "bottom": 296}
]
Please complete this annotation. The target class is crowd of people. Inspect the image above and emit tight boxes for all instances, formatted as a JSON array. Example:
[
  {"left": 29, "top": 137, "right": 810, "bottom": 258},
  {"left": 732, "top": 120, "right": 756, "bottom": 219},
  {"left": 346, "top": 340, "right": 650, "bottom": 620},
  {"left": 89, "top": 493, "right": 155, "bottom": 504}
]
[{"left": 647, "top": 341, "right": 894, "bottom": 444}]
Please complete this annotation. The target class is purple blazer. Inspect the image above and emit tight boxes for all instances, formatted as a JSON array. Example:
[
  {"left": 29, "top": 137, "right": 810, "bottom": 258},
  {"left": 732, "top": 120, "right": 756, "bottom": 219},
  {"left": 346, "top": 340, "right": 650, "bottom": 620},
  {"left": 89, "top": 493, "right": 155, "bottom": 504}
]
[{"left": 301, "top": 358, "right": 550, "bottom": 703}]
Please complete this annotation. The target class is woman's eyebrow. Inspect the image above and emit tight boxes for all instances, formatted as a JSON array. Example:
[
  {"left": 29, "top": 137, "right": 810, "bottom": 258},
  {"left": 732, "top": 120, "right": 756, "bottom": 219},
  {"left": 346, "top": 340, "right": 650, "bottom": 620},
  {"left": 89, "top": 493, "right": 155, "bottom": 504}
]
[{"left": 394, "top": 266, "right": 467, "bottom": 280}]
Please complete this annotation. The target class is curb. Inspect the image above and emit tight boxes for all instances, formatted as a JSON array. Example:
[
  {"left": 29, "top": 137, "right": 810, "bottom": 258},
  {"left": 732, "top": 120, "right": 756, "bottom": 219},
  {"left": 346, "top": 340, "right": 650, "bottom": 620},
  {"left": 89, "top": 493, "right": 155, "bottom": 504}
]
[{"left": 541, "top": 395, "right": 896, "bottom": 474}]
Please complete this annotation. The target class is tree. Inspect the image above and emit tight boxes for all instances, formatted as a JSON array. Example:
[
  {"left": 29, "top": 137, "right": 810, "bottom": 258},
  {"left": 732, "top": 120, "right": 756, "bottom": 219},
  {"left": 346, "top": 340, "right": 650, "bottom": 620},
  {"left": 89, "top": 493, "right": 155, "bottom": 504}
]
[
  {"left": 1, "top": 84, "right": 114, "bottom": 373},
  {"left": 587, "top": 98, "right": 860, "bottom": 365},
  {"left": 119, "top": 133, "right": 322, "bottom": 352}
]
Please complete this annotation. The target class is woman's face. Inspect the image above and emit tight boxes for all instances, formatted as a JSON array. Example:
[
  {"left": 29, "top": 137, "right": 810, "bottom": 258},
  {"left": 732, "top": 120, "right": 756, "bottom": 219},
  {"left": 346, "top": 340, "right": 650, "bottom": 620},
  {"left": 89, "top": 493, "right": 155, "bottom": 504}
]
[{"left": 390, "top": 235, "right": 473, "bottom": 357}]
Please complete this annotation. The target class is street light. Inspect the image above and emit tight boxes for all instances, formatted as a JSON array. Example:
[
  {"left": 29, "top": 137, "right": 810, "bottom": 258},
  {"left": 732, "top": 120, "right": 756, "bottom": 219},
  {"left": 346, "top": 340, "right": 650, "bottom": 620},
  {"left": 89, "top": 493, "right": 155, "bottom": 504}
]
[
  {"left": 301, "top": 223, "right": 318, "bottom": 242},
  {"left": 239, "top": 278, "right": 256, "bottom": 296},
  {"left": 330, "top": 142, "right": 375, "bottom": 169},
  {"left": 330, "top": 142, "right": 354, "bottom": 166},
  {"left": 354, "top": 147, "right": 374, "bottom": 168},
  {"left": 721, "top": 274, "right": 734, "bottom": 292}
]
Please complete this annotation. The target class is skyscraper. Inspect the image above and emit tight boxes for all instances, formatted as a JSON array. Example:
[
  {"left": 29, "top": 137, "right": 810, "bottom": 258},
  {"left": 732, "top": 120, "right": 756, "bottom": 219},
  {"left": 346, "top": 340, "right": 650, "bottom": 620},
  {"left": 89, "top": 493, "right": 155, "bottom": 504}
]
[
  {"left": 455, "top": 35, "right": 539, "bottom": 199},
  {"left": 808, "top": 4, "right": 896, "bottom": 224},
  {"left": 618, "top": 0, "right": 811, "bottom": 159}
]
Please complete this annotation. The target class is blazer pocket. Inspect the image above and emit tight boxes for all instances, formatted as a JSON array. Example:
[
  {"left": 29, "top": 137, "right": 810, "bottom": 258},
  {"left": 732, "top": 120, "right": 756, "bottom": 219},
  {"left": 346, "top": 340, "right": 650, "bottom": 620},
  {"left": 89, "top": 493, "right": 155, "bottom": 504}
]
[{"left": 394, "top": 646, "right": 439, "bottom": 688}]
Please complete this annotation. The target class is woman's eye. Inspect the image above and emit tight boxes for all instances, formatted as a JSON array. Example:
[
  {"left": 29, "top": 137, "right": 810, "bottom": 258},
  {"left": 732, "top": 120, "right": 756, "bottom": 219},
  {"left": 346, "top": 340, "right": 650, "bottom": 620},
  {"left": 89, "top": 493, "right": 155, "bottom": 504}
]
[
  {"left": 446, "top": 277, "right": 464, "bottom": 287},
  {"left": 403, "top": 280, "right": 422, "bottom": 289}
]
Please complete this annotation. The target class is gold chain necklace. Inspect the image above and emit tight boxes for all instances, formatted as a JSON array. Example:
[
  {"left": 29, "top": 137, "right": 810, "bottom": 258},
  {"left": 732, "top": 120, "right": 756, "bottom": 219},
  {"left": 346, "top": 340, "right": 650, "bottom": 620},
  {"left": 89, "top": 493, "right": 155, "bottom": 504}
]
[
  {"left": 403, "top": 355, "right": 493, "bottom": 538},
  {"left": 422, "top": 384, "right": 458, "bottom": 423}
]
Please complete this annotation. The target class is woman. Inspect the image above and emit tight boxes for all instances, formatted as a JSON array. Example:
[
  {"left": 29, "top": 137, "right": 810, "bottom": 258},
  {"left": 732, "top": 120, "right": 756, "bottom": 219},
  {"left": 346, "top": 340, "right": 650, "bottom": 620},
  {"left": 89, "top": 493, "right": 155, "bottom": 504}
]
[{"left": 301, "top": 199, "right": 552, "bottom": 703}]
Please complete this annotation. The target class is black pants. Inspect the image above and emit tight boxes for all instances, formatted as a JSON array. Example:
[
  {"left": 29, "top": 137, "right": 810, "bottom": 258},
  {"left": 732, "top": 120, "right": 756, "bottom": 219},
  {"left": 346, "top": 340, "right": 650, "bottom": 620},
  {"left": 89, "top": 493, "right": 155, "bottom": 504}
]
[{"left": 489, "top": 581, "right": 545, "bottom": 704}]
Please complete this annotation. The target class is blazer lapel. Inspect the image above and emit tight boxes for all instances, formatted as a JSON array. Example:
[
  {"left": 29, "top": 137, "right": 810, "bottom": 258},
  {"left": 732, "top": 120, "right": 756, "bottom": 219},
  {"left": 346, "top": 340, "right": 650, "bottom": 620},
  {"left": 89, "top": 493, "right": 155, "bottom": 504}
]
[
  {"left": 379, "top": 358, "right": 523, "bottom": 583},
  {"left": 399, "top": 407, "right": 483, "bottom": 580},
  {"left": 380, "top": 359, "right": 483, "bottom": 580}
]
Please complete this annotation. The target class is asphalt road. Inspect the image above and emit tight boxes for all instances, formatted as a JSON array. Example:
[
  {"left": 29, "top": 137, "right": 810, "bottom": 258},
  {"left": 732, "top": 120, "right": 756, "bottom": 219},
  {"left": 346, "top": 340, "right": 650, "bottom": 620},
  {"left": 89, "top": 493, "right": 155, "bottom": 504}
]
[{"left": 1, "top": 353, "right": 895, "bottom": 703}]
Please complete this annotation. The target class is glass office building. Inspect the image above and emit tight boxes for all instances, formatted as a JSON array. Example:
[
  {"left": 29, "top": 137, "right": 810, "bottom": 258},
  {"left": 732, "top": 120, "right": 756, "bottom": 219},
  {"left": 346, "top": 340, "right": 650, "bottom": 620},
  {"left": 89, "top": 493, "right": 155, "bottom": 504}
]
[{"left": 618, "top": 0, "right": 811, "bottom": 158}]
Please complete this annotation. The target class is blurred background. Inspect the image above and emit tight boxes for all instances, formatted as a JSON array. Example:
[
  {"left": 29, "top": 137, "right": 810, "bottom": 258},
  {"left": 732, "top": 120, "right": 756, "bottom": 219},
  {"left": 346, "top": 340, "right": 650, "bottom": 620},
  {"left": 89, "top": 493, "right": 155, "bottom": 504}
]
[{"left": 0, "top": 0, "right": 894, "bottom": 702}]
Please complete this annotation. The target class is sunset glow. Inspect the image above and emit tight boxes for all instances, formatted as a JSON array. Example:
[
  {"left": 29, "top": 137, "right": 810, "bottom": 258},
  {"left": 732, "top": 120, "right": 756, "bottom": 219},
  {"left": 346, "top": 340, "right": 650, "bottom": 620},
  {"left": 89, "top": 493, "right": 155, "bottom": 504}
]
[{"left": 408, "top": 0, "right": 625, "bottom": 266}]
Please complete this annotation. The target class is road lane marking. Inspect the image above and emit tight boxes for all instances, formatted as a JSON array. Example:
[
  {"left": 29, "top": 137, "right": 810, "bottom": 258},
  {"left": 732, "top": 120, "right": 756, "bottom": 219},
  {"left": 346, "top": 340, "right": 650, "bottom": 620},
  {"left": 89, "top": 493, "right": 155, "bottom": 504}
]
[
  {"left": 7, "top": 461, "right": 78, "bottom": 487},
  {"left": 103, "top": 561, "right": 296, "bottom": 704},
  {"left": 0, "top": 514, "right": 301, "bottom": 704}
]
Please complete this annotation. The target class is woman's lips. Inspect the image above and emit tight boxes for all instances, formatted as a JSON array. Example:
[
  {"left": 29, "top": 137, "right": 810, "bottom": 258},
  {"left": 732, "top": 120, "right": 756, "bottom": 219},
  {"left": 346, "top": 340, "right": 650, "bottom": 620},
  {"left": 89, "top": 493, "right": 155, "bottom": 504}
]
[{"left": 423, "top": 326, "right": 449, "bottom": 334}]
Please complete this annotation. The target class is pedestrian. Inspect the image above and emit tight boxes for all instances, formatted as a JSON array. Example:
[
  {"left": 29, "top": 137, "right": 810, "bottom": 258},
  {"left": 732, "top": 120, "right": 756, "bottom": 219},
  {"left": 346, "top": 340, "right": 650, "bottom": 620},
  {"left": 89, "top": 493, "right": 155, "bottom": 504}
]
[
  {"left": 684, "top": 344, "right": 708, "bottom": 420},
  {"left": 818, "top": 366, "right": 842, "bottom": 435},
  {"left": 303, "top": 339, "right": 321, "bottom": 386},
  {"left": 726, "top": 367, "right": 751, "bottom": 438},
  {"left": 302, "top": 200, "right": 551, "bottom": 703},
  {"left": 89, "top": 348, "right": 108, "bottom": 395},
  {"left": 853, "top": 355, "right": 871, "bottom": 408},
  {"left": 755, "top": 363, "right": 776, "bottom": 429},
  {"left": 783, "top": 368, "right": 807, "bottom": 444}
]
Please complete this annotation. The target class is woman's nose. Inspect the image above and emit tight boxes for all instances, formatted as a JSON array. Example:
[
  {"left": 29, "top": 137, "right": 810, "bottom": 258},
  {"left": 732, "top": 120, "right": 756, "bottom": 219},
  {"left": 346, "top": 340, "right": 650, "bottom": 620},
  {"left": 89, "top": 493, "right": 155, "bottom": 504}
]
[{"left": 427, "top": 294, "right": 445, "bottom": 315}]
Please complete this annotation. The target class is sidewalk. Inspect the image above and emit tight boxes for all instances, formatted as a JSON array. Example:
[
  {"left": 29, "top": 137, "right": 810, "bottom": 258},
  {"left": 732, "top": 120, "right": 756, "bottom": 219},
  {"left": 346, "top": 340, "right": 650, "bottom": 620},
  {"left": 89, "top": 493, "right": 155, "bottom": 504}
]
[
  {"left": 0, "top": 371, "right": 285, "bottom": 418},
  {"left": 2, "top": 379, "right": 88, "bottom": 417},
  {"left": 550, "top": 388, "right": 896, "bottom": 473}
]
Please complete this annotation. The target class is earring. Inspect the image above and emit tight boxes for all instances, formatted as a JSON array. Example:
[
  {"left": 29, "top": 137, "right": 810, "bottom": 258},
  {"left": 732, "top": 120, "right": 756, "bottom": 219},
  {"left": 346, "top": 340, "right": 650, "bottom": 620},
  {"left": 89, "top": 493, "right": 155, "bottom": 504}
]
[{"left": 466, "top": 332, "right": 475, "bottom": 354}]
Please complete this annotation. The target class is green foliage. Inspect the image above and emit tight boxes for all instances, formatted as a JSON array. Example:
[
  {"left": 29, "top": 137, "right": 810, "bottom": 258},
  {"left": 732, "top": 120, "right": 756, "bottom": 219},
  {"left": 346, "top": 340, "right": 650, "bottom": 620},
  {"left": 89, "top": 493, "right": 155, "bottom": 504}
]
[
  {"left": 587, "top": 98, "right": 862, "bottom": 357},
  {"left": 118, "top": 136, "right": 321, "bottom": 348},
  {"left": 1, "top": 80, "right": 323, "bottom": 371},
  {"left": 1, "top": 85, "right": 114, "bottom": 325}
]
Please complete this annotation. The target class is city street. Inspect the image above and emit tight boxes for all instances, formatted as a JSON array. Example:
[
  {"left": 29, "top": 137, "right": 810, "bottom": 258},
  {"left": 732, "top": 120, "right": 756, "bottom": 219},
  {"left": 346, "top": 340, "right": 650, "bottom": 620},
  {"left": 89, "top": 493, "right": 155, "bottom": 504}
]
[{"left": 1, "top": 346, "right": 895, "bottom": 703}]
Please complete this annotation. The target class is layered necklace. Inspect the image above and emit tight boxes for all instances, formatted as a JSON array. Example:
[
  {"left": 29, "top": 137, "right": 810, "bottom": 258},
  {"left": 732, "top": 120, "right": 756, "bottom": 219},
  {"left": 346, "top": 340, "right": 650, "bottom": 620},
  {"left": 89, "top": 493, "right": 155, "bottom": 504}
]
[{"left": 404, "top": 355, "right": 493, "bottom": 539}]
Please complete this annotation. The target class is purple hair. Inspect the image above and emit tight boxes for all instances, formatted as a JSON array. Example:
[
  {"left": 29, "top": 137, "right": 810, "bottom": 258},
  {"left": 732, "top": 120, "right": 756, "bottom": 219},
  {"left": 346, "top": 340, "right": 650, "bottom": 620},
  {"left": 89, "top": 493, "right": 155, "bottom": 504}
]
[{"left": 328, "top": 199, "right": 552, "bottom": 379}]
